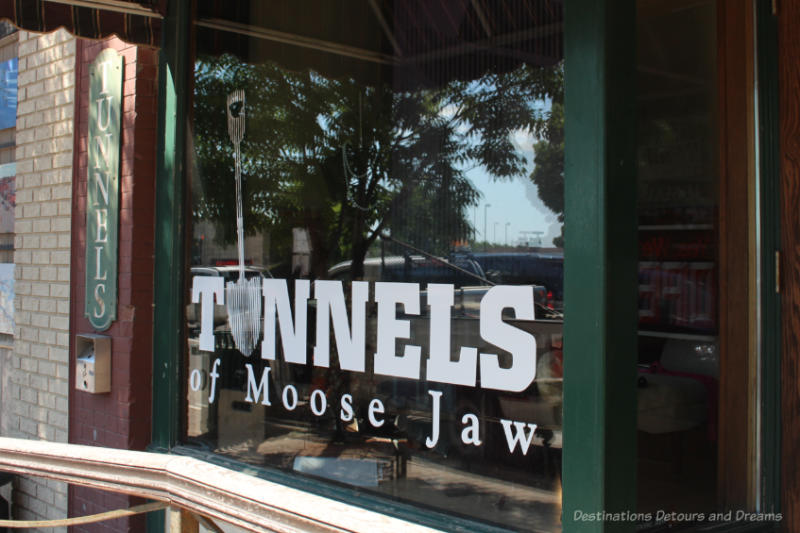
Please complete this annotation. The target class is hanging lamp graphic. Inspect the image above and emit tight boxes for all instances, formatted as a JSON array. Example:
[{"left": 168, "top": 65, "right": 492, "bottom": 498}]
[{"left": 225, "top": 90, "right": 262, "bottom": 356}]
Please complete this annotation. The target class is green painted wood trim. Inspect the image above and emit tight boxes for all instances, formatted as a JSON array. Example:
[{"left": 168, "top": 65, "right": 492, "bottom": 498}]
[
  {"left": 562, "top": 0, "right": 638, "bottom": 531},
  {"left": 151, "top": 0, "right": 190, "bottom": 451},
  {"left": 149, "top": 2, "right": 190, "bottom": 531},
  {"left": 756, "top": 0, "right": 781, "bottom": 515}
]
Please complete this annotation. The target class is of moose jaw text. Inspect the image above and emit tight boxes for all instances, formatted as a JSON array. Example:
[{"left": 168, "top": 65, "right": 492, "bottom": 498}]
[{"left": 191, "top": 277, "right": 544, "bottom": 455}]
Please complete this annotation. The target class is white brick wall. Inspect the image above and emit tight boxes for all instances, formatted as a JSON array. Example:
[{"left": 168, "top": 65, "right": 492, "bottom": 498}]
[{"left": 4, "top": 29, "right": 75, "bottom": 527}]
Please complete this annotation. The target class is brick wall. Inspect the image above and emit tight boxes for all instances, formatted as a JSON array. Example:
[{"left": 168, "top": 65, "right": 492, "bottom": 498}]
[
  {"left": 0, "top": 30, "right": 157, "bottom": 531},
  {"left": 0, "top": 29, "right": 17, "bottom": 447},
  {"left": 68, "top": 37, "right": 157, "bottom": 533},
  {"left": 4, "top": 29, "right": 76, "bottom": 527}
]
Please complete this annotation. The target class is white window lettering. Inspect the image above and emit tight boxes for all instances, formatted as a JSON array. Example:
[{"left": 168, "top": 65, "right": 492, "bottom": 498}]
[
  {"left": 282, "top": 385, "right": 298, "bottom": 410},
  {"left": 461, "top": 414, "right": 482, "bottom": 446},
  {"left": 340, "top": 394, "right": 354, "bottom": 422},
  {"left": 373, "top": 282, "right": 421, "bottom": 379},
  {"left": 425, "top": 390, "right": 442, "bottom": 449},
  {"left": 310, "top": 389, "right": 327, "bottom": 416},
  {"left": 368, "top": 398, "right": 385, "bottom": 427},
  {"left": 191, "top": 276, "right": 225, "bottom": 352},
  {"left": 189, "top": 369, "right": 204, "bottom": 391},
  {"left": 500, "top": 419, "right": 538, "bottom": 455},
  {"left": 244, "top": 364, "right": 271, "bottom": 406},
  {"left": 208, "top": 358, "right": 221, "bottom": 404},
  {"left": 425, "top": 284, "right": 477, "bottom": 386},
  {"left": 262, "top": 279, "right": 309, "bottom": 364},
  {"left": 479, "top": 285, "right": 537, "bottom": 392},
  {"left": 313, "top": 280, "right": 368, "bottom": 372}
]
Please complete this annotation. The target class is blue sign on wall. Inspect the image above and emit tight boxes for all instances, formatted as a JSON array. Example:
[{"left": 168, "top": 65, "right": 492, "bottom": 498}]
[{"left": 0, "top": 58, "right": 16, "bottom": 130}]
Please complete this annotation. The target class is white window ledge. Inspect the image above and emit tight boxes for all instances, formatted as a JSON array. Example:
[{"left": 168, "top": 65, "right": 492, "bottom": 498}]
[{"left": 0, "top": 437, "right": 442, "bottom": 532}]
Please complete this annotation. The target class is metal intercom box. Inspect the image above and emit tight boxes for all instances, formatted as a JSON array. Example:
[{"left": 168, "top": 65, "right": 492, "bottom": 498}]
[{"left": 75, "top": 334, "right": 111, "bottom": 393}]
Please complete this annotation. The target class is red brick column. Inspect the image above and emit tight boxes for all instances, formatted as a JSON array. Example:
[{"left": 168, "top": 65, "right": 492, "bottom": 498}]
[{"left": 68, "top": 37, "right": 158, "bottom": 533}]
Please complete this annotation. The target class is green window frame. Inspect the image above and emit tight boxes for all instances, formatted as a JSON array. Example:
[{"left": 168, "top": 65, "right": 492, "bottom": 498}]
[
  {"left": 561, "top": 1, "right": 638, "bottom": 529},
  {"left": 755, "top": 0, "right": 781, "bottom": 518}
]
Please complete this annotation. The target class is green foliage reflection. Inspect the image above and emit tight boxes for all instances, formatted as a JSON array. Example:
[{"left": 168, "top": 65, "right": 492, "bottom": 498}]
[{"left": 192, "top": 55, "right": 563, "bottom": 278}]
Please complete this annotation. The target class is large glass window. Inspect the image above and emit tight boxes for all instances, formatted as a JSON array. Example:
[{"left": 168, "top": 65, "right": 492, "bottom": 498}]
[
  {"left": 184, "top": 1, "right": 565, "bottom": 530},
  {"left": 636, "top": 0, "right": 760, "bottom": 518},
  {"left": 636, "top": 0, "right": 720, "bottom": 512}
]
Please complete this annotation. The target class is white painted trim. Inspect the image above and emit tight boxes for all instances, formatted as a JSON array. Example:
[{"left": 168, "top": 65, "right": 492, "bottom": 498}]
[{"left": 0, "top": 437, "right": 442, "bottom": 533}]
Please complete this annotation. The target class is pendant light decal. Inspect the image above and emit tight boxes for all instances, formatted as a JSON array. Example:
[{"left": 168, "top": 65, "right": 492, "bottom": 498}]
[{"left": 224, "top": 90, "right": 263, "bottom": 356}]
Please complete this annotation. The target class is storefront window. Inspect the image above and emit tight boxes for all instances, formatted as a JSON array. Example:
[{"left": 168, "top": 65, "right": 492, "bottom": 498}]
[
  {"left": 636, "top": 0, "right": 723, "bottom": 513},
  {"left": 184, "top": 1, "right": 564, "bottom": 530}
]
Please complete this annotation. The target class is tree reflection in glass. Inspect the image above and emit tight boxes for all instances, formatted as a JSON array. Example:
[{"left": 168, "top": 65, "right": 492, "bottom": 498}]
[
  {"left": 186, "top": 5, "right": 566, "bottom": 530},
  {"left": 191, "top": 56, "right": 562, "bottom": 278}
]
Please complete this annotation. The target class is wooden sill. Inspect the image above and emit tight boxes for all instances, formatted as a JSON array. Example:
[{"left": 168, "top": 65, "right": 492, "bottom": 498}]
[{"left": 0, "top": 437, "right": 441, "bottom": 533}]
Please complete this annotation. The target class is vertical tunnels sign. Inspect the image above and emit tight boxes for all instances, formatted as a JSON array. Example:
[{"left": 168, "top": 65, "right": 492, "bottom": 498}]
[{"left": 85, "top": 49, "right": 122, "bottom": 331}]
